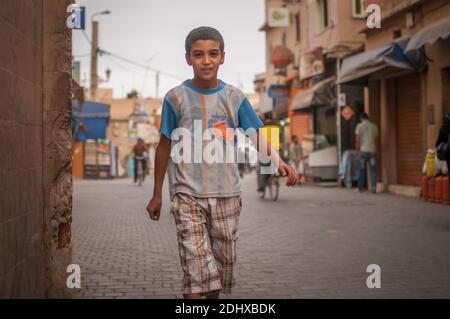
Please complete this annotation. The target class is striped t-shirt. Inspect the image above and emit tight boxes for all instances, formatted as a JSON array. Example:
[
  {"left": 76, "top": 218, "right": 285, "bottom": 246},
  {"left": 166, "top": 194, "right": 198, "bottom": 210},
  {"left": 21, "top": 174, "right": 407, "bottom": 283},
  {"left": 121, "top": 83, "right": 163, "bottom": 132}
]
[{"left": 160, "top": 80, "right": 263, "bottom": 198}]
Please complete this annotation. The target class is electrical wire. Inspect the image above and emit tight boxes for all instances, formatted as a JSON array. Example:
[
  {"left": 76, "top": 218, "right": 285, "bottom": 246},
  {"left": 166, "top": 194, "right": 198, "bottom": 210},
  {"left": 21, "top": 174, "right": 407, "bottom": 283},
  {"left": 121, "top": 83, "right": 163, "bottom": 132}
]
[
  {"left": 73, "top": 52, "right": 91, "bottom": 58},
  {"left": 81, "top": 30, "right": 92, "bottom": 44},
  {"left": 76, "top": 29, "right": 185, "bottom": 82},
  {"left": 106, "top": 56, "right": 147, "bottom": 78},
  {"left": 100, "top": 49, "right": 185, "bottom": 81}
]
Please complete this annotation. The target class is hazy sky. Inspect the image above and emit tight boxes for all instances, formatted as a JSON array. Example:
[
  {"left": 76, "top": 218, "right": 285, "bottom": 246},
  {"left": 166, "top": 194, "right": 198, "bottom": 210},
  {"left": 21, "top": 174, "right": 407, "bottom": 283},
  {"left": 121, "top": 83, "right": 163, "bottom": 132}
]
[{"left": 72, "top": 0, "right": 266, "bottom": 99}]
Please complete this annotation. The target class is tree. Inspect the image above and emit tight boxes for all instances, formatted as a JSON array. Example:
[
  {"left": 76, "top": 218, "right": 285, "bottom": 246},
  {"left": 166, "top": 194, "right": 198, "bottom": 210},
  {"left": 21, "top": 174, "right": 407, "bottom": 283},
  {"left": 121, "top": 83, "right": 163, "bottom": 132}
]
[{"left": 127, "top": 89, "right": 139, "bottom": 99}]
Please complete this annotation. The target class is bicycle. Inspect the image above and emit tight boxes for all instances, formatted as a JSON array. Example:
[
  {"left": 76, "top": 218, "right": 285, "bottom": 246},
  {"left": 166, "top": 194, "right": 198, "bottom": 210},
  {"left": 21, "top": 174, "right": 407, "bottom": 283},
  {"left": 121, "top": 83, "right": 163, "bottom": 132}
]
[
  {"left": 135, "top": 156, "right": 145, "bottom": 187},
  {"left": 258, "top": 170, "right": 280, "bottom": 201}
]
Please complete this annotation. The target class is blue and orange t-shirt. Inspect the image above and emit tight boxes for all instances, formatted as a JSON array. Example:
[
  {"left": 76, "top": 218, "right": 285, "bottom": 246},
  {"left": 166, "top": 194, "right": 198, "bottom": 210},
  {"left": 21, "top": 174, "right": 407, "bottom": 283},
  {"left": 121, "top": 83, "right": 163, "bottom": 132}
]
[{"left": 160, "top": 80, "right": 263, "bottom": 198}]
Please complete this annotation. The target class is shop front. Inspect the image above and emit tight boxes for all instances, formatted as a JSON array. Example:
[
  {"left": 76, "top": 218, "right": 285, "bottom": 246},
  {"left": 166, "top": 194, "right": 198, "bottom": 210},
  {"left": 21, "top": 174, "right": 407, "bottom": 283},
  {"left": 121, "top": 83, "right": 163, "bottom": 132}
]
[
  {"left": 338, "top": 34, "right": 430, "bottom": 194},
  {"left": 291, "top": 77, "right": 339, "bottom": 181}
]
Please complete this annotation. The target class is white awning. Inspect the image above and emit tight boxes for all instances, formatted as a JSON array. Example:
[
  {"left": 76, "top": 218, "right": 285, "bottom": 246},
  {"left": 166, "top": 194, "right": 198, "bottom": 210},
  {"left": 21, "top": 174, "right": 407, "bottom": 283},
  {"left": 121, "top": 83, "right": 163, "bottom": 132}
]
[
  {"left": 291, "top": 77, "right": 336, "bottom": 112},
  {"left": 405, "top": 16, "right": 450, "bottom": 53},
  {"left": 337, "top": 38, "right": 415, "bottom": 84}
]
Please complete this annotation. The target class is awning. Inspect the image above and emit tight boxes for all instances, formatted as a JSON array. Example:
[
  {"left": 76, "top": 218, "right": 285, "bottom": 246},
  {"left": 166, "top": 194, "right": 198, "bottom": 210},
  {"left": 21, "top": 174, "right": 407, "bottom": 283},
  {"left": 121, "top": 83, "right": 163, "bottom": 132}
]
[
  {"left": 72, "top": 100, "right": 110, "bottom": 118},
  {"left": 283, "top": 70, "right": 300, "bottom": 82},
  {"left": 291, "top": 77, "right": 336, "bottom": 112},
  {"left": 337, "top": 37, "right": 426, "bottom": 84},
  {"left": 405, "top": 16, "right": 450, "bottom": 53}
]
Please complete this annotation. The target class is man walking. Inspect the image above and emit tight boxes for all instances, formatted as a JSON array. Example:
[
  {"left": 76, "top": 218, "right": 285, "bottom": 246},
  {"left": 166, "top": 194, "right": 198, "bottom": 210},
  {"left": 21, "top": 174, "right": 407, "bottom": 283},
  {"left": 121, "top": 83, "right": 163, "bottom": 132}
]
[
  {"left": 355, "top": 113, "right": 379, "bottom": 193},
  {"left": 289, "top": 135, "right": 303, "bottom": 184}
]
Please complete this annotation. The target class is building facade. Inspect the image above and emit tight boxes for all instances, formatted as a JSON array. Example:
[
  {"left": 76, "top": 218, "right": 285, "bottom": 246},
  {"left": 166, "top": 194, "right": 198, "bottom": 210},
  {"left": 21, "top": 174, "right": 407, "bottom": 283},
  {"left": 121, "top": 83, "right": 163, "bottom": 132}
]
[
  {"left": 106, "top": 97, "right": 161, "bottom": 177},
  {"left": 256, "top": 0, "right": 367, "bottom": 174},
  {"left": 340, "top": 0, "right": 450, "bottom": 196}
]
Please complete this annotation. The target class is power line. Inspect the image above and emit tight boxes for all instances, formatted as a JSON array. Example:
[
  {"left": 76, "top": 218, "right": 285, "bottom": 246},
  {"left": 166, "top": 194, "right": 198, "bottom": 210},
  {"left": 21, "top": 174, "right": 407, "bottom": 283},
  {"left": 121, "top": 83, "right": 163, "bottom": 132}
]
[
  {"left": 76, "top": 28, "right": 185, "bottom": 82},
  {"left": 100, "top": 49, "right": 185, "bottom": 81},
  {"left": 106, "top": 56, "right": 147, "bottom": 78},
  {"left": 73, "top": 53, "right": 91, "bottom": 58},
  {"left": 82, "top": 30, "right": 92, "bottom": 44}
]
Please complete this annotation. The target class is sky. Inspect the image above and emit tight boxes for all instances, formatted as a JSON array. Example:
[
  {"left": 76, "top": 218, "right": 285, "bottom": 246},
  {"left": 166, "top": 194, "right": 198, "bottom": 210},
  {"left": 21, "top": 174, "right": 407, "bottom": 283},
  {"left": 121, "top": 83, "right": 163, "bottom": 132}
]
[{"left": 72, "top": 0, "right": 266, "bottom": 99}]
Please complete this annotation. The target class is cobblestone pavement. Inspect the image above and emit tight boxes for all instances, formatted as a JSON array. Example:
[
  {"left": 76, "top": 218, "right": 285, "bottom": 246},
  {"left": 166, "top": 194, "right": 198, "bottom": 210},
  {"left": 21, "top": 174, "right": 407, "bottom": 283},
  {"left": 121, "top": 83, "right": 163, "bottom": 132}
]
[{"left": 72, "top": 174, "right": 450, "bottom": 299}]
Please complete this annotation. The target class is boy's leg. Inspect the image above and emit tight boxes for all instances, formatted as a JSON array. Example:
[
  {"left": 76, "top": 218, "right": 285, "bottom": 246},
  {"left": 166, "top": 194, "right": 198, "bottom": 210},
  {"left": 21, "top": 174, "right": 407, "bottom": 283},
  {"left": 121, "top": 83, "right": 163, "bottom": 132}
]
[
  {"left": 207, "top": 196, "right": 241, "bottom": 296},
  {"left": 172, "top": 194, "right": 223, "bottom": 297},
  {"left": 204, "top": 290, "right": 220, "bottom": 299}
]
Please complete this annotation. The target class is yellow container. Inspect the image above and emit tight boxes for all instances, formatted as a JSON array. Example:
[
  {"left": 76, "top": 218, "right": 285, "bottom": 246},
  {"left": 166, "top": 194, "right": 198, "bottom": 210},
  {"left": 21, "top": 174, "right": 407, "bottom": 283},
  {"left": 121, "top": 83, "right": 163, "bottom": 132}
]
[{"left": 426, "top": 150, "right": 436, "bottom": 178}]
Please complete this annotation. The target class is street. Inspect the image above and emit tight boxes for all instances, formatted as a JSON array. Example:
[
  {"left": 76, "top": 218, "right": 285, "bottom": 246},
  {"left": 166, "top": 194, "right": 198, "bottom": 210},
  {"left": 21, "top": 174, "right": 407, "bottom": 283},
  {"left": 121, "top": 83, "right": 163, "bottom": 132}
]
[{"left": 72, "top": 175, "right": 450, "bottom": 299}]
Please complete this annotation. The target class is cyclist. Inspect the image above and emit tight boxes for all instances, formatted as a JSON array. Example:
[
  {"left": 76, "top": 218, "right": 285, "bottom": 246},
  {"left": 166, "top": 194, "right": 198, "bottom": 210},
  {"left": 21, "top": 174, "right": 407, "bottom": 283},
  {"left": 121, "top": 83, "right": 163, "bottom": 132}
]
[
  {"left": 132, "top": 138, "right": 148, "bottom": 183},
  {"left": 256, "top": 118, "right": 280, "bottom": 193}
]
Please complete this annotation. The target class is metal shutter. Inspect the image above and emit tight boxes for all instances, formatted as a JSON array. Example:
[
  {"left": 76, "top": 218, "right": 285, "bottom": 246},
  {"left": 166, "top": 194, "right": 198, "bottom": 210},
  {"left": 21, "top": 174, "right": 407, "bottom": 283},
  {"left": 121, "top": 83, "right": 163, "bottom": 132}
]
[
  {"left": 290, "top": 112, "right": 311, "bottom": 143},
  {"left": 395, "top": 74, "right": 422, "bottom": 186}
]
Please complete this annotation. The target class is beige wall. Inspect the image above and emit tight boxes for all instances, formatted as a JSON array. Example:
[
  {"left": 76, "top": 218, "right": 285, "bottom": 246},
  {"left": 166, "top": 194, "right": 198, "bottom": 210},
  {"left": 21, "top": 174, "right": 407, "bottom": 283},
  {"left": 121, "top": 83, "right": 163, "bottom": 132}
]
[
  {"left": 106, "top": 97, "right": 162, "bottom": 177},
  {"left": 365, "top": 0, "right": 450, "bottom": 49},
  {"left": 306, "top": 0, "right": 340, "bottom": 50},
  {"left": 366, "top": 0, "right": 450, "bottom": 148},
  {"left": 419, "top": 1, "right": 450, "bottom": 148},
  {"left": 261, "top": 0, "right": 366, "bottom": 89},
  {"left": 367, "top": 0, "right": 424, "bottom": 22},
  {"left": 0, "top": 0, "right": 73, "bottom": 298},
  {"left": 107, "top": 120, "right": 130, "bottom": 176},
  {"left": 306, "top": 0, "right": 365, "bottom": 54},
  {"left": 262, "top": 0, "right": 305, "bottom": 87},
  {"left": 84, "top": 87, "right": 113, "bottom": 102},
  {"left": 0, "top": 0, "right": 46, "bottom": 298}
]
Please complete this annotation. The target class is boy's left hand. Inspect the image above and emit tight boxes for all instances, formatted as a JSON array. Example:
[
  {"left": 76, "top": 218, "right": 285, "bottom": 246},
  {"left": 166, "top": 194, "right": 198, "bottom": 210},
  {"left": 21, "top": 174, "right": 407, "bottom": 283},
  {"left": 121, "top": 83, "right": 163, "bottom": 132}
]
[{"left": 278, "top": 161, "right": 298, "bottom": 186}]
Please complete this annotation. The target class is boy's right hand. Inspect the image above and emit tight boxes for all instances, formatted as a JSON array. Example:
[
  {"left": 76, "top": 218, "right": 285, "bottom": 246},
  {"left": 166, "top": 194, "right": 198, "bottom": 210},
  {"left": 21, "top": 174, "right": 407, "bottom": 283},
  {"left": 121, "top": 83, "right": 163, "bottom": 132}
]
[{"left": 146, "top": 196, "right": 162, "bottom": 221}]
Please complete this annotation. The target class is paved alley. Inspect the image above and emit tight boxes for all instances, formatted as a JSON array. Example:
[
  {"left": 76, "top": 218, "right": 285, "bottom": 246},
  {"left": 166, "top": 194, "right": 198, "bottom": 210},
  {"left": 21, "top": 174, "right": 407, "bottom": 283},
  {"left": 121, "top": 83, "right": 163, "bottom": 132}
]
[{"left": 72, "top": 175, "right": 450, "bottom": 299}]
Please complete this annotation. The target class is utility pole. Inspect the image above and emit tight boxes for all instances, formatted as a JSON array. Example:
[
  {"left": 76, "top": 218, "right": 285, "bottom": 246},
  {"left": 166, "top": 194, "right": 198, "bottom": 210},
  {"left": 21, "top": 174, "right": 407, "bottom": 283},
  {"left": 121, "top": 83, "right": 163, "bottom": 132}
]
[
  {"left": 90, "top": 20, "right": 99, "bottom": 101},
  {"left": 141, "top": 53, "right": 158, "bottom": 98},
  {"left": 155, "top": 71, "right": 160, "bottom": 99},
  {"left": 89, "top": 10, "right": 111, "bottom": 101}
]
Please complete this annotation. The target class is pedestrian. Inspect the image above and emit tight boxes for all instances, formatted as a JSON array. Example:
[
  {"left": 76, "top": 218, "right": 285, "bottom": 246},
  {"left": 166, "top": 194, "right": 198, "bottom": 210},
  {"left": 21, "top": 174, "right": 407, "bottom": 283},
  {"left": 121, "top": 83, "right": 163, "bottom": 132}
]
[
  {"left": 132, "top": 138, "right": 148, "bottom": 183},
  {"left": 145, "top": 27, "right": 298, "bottom": 299},
  {"left": 355, "top": 112, "right": 379, "bottom": 193},
  {"left": 289, "top": 135, "right": 303, "bottom": 184}
]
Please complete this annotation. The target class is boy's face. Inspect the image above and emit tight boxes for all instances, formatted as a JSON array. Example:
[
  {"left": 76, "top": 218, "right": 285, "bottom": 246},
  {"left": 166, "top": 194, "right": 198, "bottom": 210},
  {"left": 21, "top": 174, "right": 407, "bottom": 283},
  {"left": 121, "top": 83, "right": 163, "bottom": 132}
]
[{"left": 185, "top": 40, "right": 225, "bottom": 82}]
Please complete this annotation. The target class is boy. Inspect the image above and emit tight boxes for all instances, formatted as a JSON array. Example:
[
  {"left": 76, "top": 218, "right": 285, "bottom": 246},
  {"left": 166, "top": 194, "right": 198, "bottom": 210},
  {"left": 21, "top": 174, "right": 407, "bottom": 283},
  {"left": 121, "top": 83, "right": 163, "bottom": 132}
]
[{"left": 146, "top": 27, "right": 297, "bottom": 299}]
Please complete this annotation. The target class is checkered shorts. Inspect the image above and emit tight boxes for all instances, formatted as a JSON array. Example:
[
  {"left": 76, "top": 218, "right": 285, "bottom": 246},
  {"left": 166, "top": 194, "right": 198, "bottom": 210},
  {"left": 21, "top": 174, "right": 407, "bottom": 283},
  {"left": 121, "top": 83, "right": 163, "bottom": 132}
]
[{"left": 171, "top": 193, "right": 242, "bottom": 295}]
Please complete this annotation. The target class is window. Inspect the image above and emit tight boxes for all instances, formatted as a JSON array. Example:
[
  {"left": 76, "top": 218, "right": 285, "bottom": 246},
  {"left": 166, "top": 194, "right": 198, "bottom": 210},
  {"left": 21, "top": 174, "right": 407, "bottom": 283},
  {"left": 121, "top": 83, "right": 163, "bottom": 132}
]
[
  {"left": 316, "top": 0, "right": 329, "bottom": 33},
  {"left": 295, "top": 13, "right": 301, "bottom": 42},
  {"left": 352, "top": 0, "right": 366, "bottom": 18},
  {"left": 393, "top": 29, "right": 402, "bottom": 39}
]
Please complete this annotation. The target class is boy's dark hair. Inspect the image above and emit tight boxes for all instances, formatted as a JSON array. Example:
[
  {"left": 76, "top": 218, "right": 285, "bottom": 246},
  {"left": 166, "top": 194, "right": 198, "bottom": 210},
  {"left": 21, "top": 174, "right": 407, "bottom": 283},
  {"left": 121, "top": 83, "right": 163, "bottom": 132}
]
[
  {"left": 185, "top": 27, "right": 225, "bottom": 54},
  {"left": 361, "top": 112, "right": 369, "bottom": 120}
]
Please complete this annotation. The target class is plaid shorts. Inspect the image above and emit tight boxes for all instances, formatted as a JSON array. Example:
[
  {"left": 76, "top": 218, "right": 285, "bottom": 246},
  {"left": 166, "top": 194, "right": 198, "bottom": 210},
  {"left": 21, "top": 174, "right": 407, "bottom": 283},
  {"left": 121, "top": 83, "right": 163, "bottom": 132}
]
[{"left": 171, "top": 192, "right": 242, "bottom": 295}]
